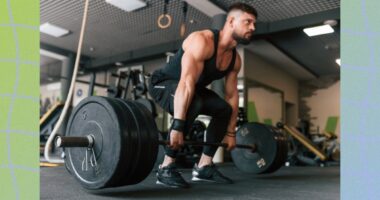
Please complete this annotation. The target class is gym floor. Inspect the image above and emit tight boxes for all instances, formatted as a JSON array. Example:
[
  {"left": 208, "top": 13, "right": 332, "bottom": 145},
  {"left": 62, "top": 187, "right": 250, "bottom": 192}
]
[{"left": 40, "top": 163, "right": 339, "bottom": 200}]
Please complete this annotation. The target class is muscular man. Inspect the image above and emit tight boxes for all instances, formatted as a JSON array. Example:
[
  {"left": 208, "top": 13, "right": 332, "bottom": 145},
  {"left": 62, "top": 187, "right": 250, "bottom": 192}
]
[{"left": 148, "top": 3, "right": 257, "bottom": 188}]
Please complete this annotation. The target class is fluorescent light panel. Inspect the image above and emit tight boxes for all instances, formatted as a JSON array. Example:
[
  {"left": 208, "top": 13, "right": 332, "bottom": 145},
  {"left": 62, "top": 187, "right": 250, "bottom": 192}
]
[
  {"left": 303, "top": 24, "right": 334, "bottom": 37},
  {"left": 40, "top": 23, "right": 69, "bottom": 37},
  {"left": 336, "top": 58, "right": 341, "bottom": 66},
  {"left": 105, "top": 0, "right": 146, "bottom": 12}
]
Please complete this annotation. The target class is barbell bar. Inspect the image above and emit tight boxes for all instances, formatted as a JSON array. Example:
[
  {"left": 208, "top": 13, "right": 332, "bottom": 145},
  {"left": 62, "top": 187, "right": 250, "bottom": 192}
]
[{"left": 56, "top": 136, "right": 257, "bottom": 152}]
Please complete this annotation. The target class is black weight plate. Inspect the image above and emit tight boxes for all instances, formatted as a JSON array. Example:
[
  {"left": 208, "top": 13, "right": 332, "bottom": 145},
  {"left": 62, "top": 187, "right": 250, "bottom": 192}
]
[
  {"left": 128, "top": 101, "right": 158, "bottom": 184},
  {"left": 260, "top": 125, "right": 285, "bottom": 173},
  {"left": 114, "top": 100, "right": 156, "bottom": 185},
  {"left": 112, "top": 99, "right": 145, "bottom": 185},
  {"left": 133, "top": 100, "right": 159, "bottom": 172},
  {"left": 135, "top": 98, "right": 157, "bottom": 118},
  {"left": 106, "top": 98, "right": 139, "bottom": 187},
  {"left": 231, "top": 122, "right": 280, "bottom": 174},
  {"left": 65, "top": 96, "right": 130, "bottom": 189},
  {"left": 262, "top": 126, "right": 288, "bottom": 173}
]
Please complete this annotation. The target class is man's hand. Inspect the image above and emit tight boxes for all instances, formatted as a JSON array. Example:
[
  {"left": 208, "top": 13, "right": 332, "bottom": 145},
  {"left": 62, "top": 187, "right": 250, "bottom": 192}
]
[
  {"left": 169, "top": 129, "right": 184, "bottom": 150},
  {"left": 223, "top": 135, "right": 236, "bottom": 151}
]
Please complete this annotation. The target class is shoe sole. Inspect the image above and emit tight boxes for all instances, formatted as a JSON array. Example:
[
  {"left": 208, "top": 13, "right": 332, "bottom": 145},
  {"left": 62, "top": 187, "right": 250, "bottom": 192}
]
[
  {"left": 156, "top": 180, "right": 189, "bottom": 188},
  {"left": 191, "top": 176, "right": 217, "bottom": 182},
  {"left": 192, "top": 176, "right": 233, "bottom": 184}
]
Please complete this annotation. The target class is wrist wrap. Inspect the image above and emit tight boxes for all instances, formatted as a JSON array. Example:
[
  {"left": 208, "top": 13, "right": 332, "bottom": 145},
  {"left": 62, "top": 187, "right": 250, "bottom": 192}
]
[{"left": 171, "top": 118, "right": 186, "bottom": 132}]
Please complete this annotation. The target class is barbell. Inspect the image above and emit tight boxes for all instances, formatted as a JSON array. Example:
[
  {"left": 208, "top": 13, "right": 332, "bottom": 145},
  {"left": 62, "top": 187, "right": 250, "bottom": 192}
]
[{"left": 57, "top": 96, "right": 288, "bottom": 190}]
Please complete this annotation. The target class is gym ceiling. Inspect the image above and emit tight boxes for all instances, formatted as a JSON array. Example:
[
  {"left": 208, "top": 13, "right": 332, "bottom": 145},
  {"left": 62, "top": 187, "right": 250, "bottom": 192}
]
[{"left": 40, "top": 0, "right": 340, "bottom": 84}]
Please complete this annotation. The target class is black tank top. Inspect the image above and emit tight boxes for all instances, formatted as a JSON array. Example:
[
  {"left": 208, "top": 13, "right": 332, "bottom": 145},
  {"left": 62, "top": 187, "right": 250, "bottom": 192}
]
[{"left": 151, "top": 29, "right": 236, "bottom": 88}]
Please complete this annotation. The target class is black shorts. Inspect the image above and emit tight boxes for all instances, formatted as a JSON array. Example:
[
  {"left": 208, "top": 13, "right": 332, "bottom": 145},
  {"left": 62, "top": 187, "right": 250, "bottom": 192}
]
[{"left": 148, "top": 79, "right": 178, "bottom": 115}]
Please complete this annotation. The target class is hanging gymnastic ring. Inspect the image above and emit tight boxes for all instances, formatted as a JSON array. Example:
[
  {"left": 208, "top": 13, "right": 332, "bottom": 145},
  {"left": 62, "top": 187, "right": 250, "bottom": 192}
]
[{"left": 157, "top": 14, "right": 172, "bottom": 29}]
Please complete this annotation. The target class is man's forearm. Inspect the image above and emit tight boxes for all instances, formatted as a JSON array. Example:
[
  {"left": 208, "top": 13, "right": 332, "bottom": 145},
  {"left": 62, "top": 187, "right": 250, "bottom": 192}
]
[
  {"left": 173, "top": 80, "right": 195, "bottom": 120},
  {"left": 225, "top": 94, "right": 239, "bottom": 133}
]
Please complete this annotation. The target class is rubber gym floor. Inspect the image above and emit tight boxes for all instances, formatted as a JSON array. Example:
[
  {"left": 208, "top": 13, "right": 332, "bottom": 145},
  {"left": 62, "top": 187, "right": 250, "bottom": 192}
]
[{"left": 40, "top": 162, "right": 339, "bottom": 200}]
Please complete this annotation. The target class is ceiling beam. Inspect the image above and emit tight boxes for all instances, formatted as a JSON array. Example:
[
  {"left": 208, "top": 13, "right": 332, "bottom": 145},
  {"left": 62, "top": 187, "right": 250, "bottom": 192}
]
[{"left": 40, "top": 42, "right": 92, "bottom": 64}]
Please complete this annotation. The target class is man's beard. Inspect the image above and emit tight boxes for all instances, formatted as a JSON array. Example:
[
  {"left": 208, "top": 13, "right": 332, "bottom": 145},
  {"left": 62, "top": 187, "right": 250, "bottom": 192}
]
[{"left": 232, "top": 32, "right": 251, "bottom": 45}]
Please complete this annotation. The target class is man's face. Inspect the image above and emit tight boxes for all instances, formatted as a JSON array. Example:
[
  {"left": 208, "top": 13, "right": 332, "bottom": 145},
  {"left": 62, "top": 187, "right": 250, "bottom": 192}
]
[{"left": 232, "top": 12, "right": 256, "bottom": 45}]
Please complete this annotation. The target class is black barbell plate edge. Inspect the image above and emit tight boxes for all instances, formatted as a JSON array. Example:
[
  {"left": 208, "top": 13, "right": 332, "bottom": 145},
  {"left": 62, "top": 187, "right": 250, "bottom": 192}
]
[
  {"left": 263, "top": 127, "right": 288, "bottom": 174},
  {"left": 114, "top": 99, "right": 150, "bottom": 185},
  {"left": 105, "top": 97, "right": 139, "bottom": 187},
  {"left": 113, "top": 99, "right": 145, "bottom": 185},
  {"left": 125, "top": 100, "right": 158, "bottom": 184},
  {"left": 132, "top": 100, "right": 159, "bottom": 172},
  {"left": 134, "top": 100, "right": 159, "bottom": 169},
  {"left": 255, "top": 123, "right": 278, "bottom": 174},
  {"left": 260, "top": 125, "right": 284, "bottom": 174}
]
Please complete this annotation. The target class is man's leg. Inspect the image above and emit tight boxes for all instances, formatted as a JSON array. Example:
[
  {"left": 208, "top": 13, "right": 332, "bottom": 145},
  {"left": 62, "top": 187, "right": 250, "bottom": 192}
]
[
  {"left": 191, "top": 89, "right": 234, "bottom": 183},
  {"left": 149, "top": 80, "right": 188, "bottom": 188},
  {"left": 149, "top": 80, "right": 203, "bottom": 188},
  {"left": 162, "top": 91, "right": 204, "bottom": 167}
]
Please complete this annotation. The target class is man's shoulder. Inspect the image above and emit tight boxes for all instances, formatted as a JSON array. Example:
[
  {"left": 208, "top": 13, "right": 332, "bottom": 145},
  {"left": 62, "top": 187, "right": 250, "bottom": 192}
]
[
  {"left": 183, "top": 30, "right": 215, "bottom": 57},
  {"left": 187, "top": 30, "right": 214, "bottom": 43}
]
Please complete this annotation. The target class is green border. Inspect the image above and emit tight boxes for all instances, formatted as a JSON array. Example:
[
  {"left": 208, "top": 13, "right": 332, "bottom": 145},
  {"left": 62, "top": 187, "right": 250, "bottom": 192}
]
[{"left": 0, "top": 0, "right": 39, "bottom": 199}]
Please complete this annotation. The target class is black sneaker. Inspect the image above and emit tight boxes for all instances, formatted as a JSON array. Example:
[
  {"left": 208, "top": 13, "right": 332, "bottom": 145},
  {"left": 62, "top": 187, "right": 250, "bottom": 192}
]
[
  {"left": 156, "top": 163, "right": 190, "bottom": 188},
  {"left": 191, "top": 163, "right": 234, "bottom": 184}
]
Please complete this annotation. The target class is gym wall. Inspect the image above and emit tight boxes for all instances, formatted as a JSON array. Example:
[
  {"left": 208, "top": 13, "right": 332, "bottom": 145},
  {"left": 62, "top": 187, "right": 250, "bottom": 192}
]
[
  {"left": 247, "top": 87, "right": 283, "bottom": 125},
  {"left": 301, "top": 80, "right": 340, "bottom": 139},
  {"left": 243, "top": 49, "right": 299, "bottom": 126}
]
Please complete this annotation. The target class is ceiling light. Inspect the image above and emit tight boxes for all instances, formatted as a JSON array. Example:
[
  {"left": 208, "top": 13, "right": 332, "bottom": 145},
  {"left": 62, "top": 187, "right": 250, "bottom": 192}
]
[
  {"left": 40, "top": 23, "right": 70, "bottom": 37},
  {"left": 105, "top": 0, "right": 147, "bottom": 12},
  {"left": 324, "top": 19, "right": 338, "bottom": 27},
  {"left": 115, "top": 62, "right": 123, "bottom": 67},
  {"left": 303, "top": 24, "right": 334, "bottom": 37},
  {"left": 336, "top": 58, "right": 341, "bottom": 66}
]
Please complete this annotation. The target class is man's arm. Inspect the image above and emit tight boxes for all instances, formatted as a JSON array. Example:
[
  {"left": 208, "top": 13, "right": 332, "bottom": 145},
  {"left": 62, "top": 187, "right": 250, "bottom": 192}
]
[
  {"left": 224, "top": 53, "right": 242, "bottom": 136},
  {"left": 169, "top": 32, "right": 211, "bottom": 149},
  {"left": 174, "top": 33, "right": 210, "bottom": 120}
]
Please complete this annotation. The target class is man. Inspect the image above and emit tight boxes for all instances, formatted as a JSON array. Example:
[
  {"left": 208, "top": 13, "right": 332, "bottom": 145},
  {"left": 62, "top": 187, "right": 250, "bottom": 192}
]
[{"left": 148, "top": 2, "right": 257, "bottom": 188}]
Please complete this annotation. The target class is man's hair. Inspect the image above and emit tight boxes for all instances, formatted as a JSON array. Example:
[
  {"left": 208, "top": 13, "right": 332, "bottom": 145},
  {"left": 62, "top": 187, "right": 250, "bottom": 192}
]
[{"left": 227, "top": 2, "right": 258, "bottom": 18}]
